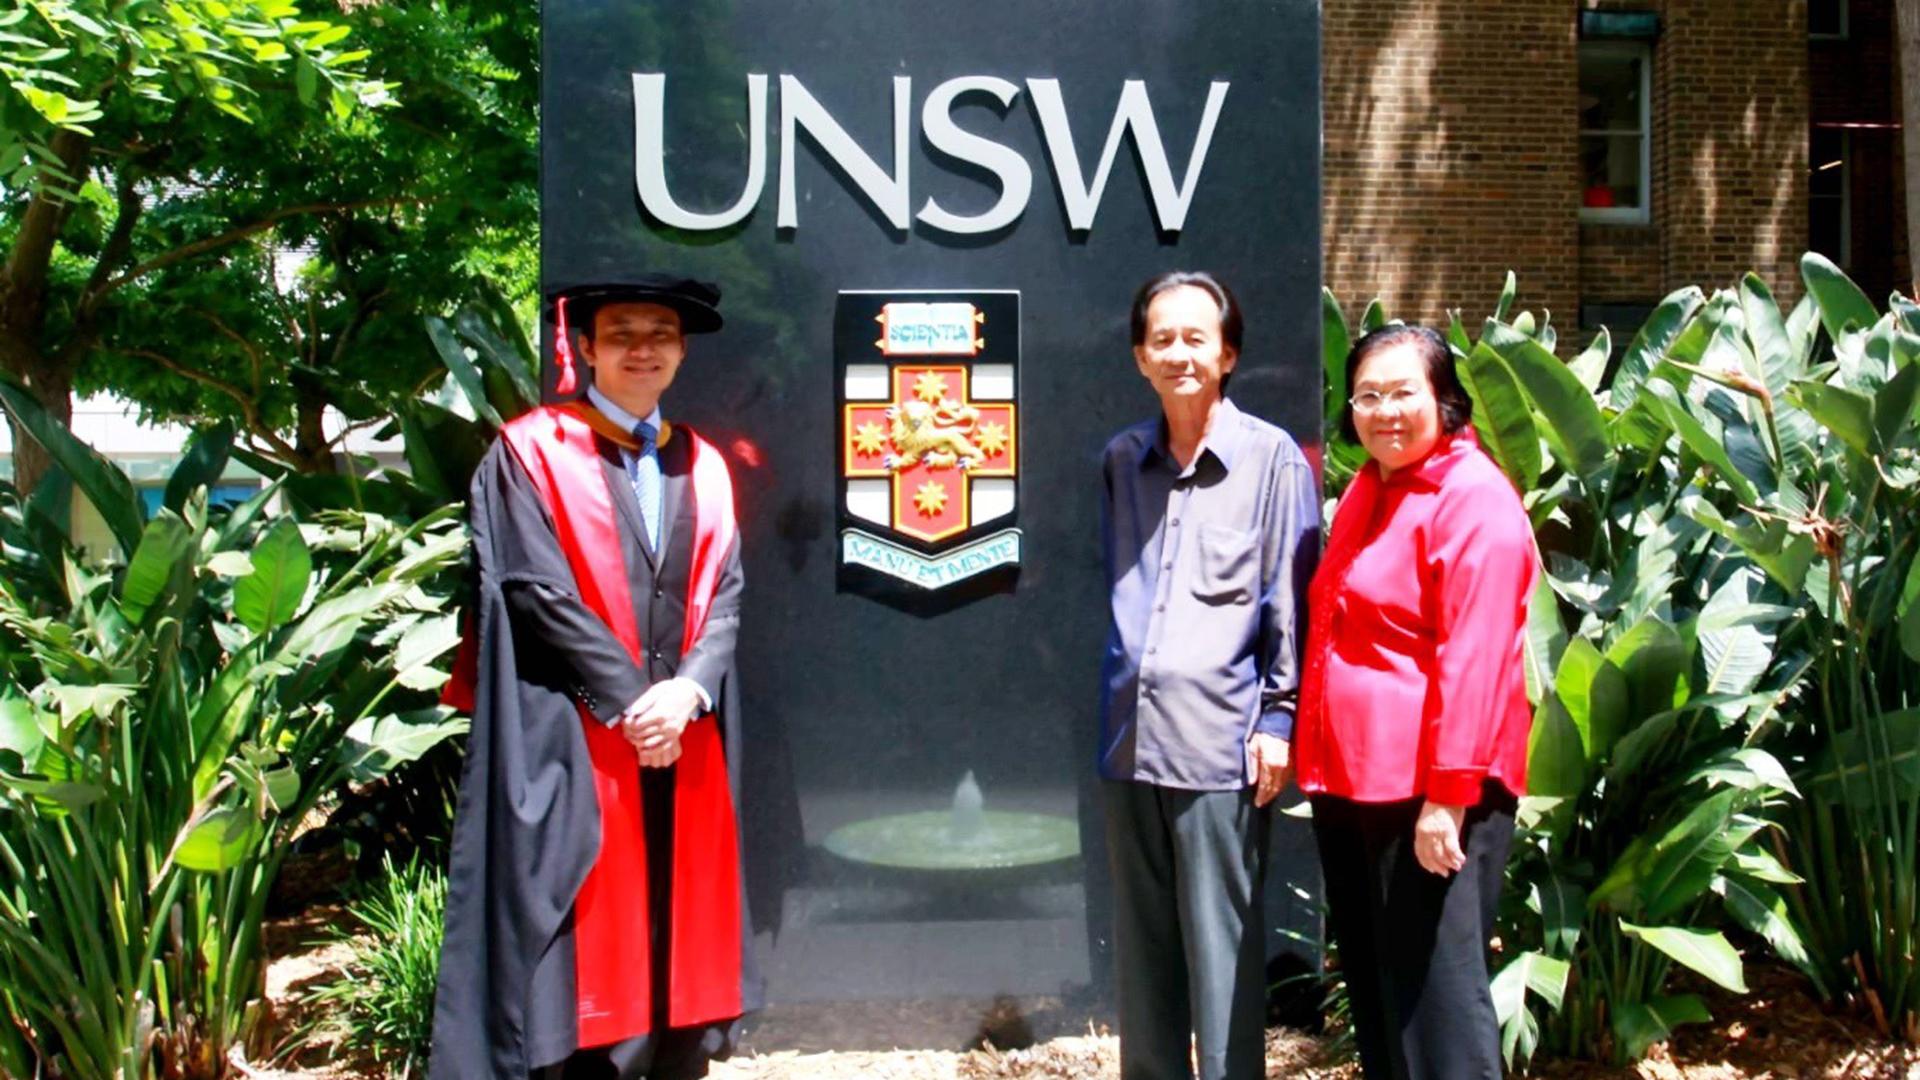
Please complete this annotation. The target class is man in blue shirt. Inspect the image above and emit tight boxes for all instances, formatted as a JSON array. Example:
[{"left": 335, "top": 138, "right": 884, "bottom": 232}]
[{"left": 1097, "top": 271, "right": 1320, "bottom": 1080}]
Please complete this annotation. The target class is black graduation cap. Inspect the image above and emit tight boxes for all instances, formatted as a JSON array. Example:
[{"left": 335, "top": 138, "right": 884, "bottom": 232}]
[
  {"left": 548, "top": 274, "right": 725, "bottom": 336},
  {"left": 546, "top": 274, "right": 724, "bottom": 394}
]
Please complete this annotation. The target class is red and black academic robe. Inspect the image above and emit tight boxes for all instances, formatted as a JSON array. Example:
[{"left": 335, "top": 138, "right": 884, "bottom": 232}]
[{"left": 430, "top": 402, "right": 761, "bottom": 1078}]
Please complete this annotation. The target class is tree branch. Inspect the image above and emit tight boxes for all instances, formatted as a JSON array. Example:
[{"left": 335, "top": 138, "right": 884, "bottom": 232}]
[
  {"left": 323, "top": 416, "right": 386, "bottom": 452},
  {"left": 124, "top": 347, "right": 299, "bottom": 461},
  {"left": 96, "top": 197, "right": 424, "bottom": 298},
  {"left": 192, "top": 308, "right": 269, "bottom": 396}
]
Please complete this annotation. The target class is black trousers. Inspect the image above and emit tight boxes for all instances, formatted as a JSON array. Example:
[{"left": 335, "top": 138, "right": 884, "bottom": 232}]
[{"left": 1310, "top": 782, "right": 1516, "bottom": 1080}]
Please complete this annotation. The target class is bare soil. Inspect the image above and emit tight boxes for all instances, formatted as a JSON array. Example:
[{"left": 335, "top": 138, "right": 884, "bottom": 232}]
[{"left": 249, "top": 913, "right": 1920, "bottom": 1079}]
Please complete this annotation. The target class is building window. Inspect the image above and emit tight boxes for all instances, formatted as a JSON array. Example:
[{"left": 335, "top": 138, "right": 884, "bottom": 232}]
[
  {"left": 1808, "top": 0, "right": 1848, "bottom": 39},
  {"left": 1809, "top": 128, "right": 1850, "bottom": 268},
  {"left": 1579, "top": 42, "right": 1652, "bottom": 225}
]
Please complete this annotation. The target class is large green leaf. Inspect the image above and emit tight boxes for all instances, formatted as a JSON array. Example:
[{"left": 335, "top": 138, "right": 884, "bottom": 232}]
[
  {"left": 190, "top": 680, "right": 259, "bottom": 802},
  {"left": 1523, "top": 574, "right": 1565, "bottom": 704},
  {"left": 1642, "top": 380, "right": 1760, "bottom": 505},
  {"left": 1791, "top": 380, "right": 1876, "bottom": 460},
  {"left": 1695, "top": 569, "right": 1780, "bottom": 703},
  {"left": 425, "top": 315, "right": 504, "bottom": 429},
  {"left": 1530, "top": 876, "right": 1587, "bottom": 957},
  {"left": 1717, "top": 873, "right": 1814, "bottom": 976},
  {"left": 1528, "top": 695, "right": 1586, "bottom": 799},
  {"left": 119, "top": 514, "right": 194, "bottom": 626},
  {"left": 399, "top": 401, "right": 489, "bottom": 504},
  {"left": 171, "top": 807, "right": 262, "bottom": 873},
  {"left": 1557, "top": 639, "right": 1628, "bottom": 760},
  {"left": 455, "top": 294, "right": 542, "bottom": 406},
  {"left": 391, "top": 613, "right": 461, "bottom": 691},
  {"left": 1486, "top": 323, "right": 1612, "bottom": 481},
  {"left": 1458, "top": 343, "right": 1542, "bottom": 490},
  {"left": 1874, "top": 356, "right": 1920, "bottom": 454},
  {"left": 0, "top": 692, "right": 45, "bottom": 771},
  {"left": 1360, "top": 298, "right": 1388, "bottom": 333},
  {"left": 1569, "top": 326, "right": 1611, "bottom": 393},
  {"left": 1684, "top": 498, "right": 1816, "bottom": 593},
  {"left": 1322, "top": 287, "right": 1351, "bottom": 423},
  {"left": 1739, "top": 274, "right": 1799, "bottom": 394},
  {"left": 1612, "top": 287, "right": 1706, "bottom": 413},
  {"left": 1620, "top": 922, "right": 1748, "bottom": 993},
  {"left": 0, "top": 377, "right": 144, "bottom": 555},
  {"left": 161, "top": 421, "right": 235, "bottom": 515},
  {"left": 340, "top": 708, "right": 469, "bottom": 783},
  {"left": 1611, "top": 994, "right": 1712, "bottom": 1061},
  {"left": 1595, "top": 789, "right": 1743, "bottom": 918},
  {"left": 1491, "top": 950, "right": 1569, "bottom": 1068},
  {"left": 233, "top": 519, "right": 312, "bottom": 635},
  {"left": 1606, "top": 615, "right": 1687, "bottom": 720},
  {"left": 1801, "top": 252, "right": 1879, "bottom": 343}
]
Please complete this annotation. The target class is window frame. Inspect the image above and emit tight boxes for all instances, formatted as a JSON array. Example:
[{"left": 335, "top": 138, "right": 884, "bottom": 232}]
[
  {"left": 1578, "top": 39, "right": 1654, "bottom": 226},
  {"left": 1808, "top": 0, "right": 1849, "bottom": 41}
]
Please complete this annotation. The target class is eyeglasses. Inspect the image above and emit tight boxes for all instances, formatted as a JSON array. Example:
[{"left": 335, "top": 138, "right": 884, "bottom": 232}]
[{"left": 1348, "top": 387, "right": 1428, "bottom": 414}]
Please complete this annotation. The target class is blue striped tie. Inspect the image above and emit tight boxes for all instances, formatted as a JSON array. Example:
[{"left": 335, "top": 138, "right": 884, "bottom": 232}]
[{"left": 629, "top": 420, "right": 661, "bottom": 552}]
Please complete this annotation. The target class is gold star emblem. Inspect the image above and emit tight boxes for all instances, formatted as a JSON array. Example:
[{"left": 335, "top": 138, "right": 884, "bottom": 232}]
[
  {"left": 975, "top": 421, "right": 1008, "bottom": 458},
  {"left": 913, "top": 370, "right": 949, "bottom": 402},
  {"left": 913, "top": 479, "right": 949, "bottom": 516},
  {"left": 852, "top": 421, "right": 888, "bottom": 457}
]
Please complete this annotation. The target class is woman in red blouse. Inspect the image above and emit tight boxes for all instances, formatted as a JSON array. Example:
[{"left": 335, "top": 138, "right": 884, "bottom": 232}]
[{"left": 1295, "top": 325, "right": 1538, "bottom": 1079}]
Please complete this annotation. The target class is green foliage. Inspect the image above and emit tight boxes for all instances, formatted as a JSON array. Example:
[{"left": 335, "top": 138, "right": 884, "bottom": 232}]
[
  {"left": 305, "top": 856, "right": 447, "bottom": 1079},
  {"left": 3, "top": 0, "right": 536, "bottom": 497},
  {"left": 0, "top": 0, "right": 383, "bottom": 200},
  {"left": 0, "top": 400, "right": 467, "bottom": 1078}
]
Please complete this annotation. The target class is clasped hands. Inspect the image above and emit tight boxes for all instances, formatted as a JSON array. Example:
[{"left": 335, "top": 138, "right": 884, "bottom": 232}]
[{"left": 618, "top": 677, "right": 707, "bottom": 768}]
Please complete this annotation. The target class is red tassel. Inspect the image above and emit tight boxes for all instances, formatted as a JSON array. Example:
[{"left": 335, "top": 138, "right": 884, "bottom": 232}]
[{"left": 554, "top": 295, "right": 579, "bottom": 396}]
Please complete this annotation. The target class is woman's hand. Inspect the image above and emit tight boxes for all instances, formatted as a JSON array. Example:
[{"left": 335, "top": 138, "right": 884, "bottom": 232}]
[{"left": 1413, "top": 800, "right": 1468, "bottom": 876}]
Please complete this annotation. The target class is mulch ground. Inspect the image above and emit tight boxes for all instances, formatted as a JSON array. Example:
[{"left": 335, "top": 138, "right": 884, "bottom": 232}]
[{"left": 249, "top": 913, "right": 1920, "bottom": 1079}]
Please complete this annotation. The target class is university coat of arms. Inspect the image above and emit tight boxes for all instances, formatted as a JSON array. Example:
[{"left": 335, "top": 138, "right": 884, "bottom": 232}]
[{"left": 836, "top": 290, "right": 1021, "bottom": 595}]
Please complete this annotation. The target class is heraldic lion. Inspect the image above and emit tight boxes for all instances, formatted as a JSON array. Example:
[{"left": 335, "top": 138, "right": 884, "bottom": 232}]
[{"left": 884, "top": 398, "right": 985, "bottom": 470}]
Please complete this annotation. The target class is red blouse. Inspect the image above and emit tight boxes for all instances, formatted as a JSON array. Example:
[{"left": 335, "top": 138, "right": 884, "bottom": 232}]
[{"left": 1295, "top": 429, "right": 1539, "bottom": 806}]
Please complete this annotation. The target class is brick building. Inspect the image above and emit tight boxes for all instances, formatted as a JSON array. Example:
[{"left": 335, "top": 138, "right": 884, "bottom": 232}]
[{"left": 1322, "top": 0, "right": 1907, "bottom": 334}]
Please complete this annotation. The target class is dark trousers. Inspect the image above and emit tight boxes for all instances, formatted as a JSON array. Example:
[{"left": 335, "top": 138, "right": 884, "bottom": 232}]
[
  {"left": 1310, "top": 783, "right": 1516, "bottom": 1080},
  {"left": 1104, "top": 780, "right": 1271, "bottom": 1080}
]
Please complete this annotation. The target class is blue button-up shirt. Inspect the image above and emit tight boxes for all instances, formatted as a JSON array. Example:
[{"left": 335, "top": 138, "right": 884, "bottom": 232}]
[{"left": 1097, "top": 397, "right": 1321, "bottom": 790}]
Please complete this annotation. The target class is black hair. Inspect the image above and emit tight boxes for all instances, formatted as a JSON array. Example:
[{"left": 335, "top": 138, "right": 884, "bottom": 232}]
[
  {"left": 1338, "top": 324, "right": 1473, "bottom": 444},
  {"left": 1130, "top": 270, "right": 1244, "bottom": 393}
]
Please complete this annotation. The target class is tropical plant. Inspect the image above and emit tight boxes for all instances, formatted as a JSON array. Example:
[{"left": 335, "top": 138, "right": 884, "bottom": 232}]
[
  {"left": 1742, "top": 257, "right": 1920, "bottom": 1043},
  {"left": 0, "top": 385, "right": 468, "bottom": 1078},
  {"left": 1323, "top": 273, "right": 1810, "bottom": 1065},
  {"left": 304, "top": 855, "right": 448, "bottom": 1079}
]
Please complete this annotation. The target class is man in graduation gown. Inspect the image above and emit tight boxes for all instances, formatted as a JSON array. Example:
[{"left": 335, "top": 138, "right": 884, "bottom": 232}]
[{"left": 431, "top": 274, "right": 761, "bottom": 1079}]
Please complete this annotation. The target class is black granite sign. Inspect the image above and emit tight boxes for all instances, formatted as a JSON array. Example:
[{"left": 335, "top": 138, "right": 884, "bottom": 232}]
[{"left": 541, "top": 0, "right": 1323, "bottom": 1044}]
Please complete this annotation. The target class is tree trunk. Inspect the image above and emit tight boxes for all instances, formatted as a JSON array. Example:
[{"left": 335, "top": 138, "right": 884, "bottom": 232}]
[
  {"left": 0, "top": 129, "right": 92, "bottom": 495},
  {"left": 291, "top": 391, "right": 338, "bottom": 475},
  {"left": 4, "top": 354, "right": 74, "bottom": 496},
  {"left": 1900, "top": 0, "right": 1920, "bottom": 294}
]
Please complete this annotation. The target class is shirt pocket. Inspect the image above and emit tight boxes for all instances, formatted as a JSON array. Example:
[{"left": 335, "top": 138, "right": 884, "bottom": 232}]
[{"left": 1191, "top": 523, "right": 1257, "bottom": 605}]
